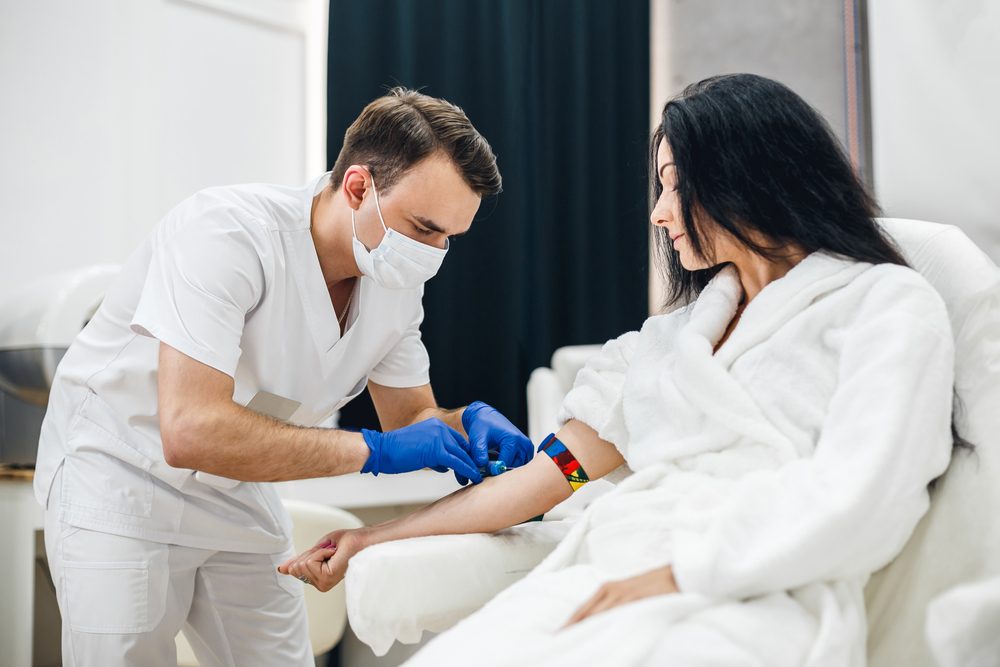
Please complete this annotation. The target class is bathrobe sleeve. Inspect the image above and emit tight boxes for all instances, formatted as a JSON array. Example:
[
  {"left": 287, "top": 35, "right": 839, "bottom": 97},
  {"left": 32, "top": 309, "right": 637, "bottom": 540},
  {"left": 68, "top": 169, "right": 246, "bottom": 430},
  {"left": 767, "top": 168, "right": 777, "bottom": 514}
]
[
  {"left": 670, "top": 271, "right": 956, "bottom": 600},
  {"left": 557, "top": 330, "right": 640, "bottom": 457}
]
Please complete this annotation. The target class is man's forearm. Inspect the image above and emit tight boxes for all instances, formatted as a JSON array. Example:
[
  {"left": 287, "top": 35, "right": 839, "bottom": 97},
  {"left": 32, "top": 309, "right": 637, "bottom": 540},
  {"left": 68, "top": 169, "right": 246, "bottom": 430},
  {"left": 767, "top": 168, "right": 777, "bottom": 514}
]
[{"left": 164, "top": 402, "right": 369, "bottom": 482}]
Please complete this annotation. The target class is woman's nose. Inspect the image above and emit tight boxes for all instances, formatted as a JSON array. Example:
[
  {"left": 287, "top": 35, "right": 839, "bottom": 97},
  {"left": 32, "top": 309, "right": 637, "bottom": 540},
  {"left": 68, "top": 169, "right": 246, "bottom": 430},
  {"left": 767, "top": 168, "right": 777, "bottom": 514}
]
[{"left": 650, "top": 204, "right": 669, "bottom": 228}]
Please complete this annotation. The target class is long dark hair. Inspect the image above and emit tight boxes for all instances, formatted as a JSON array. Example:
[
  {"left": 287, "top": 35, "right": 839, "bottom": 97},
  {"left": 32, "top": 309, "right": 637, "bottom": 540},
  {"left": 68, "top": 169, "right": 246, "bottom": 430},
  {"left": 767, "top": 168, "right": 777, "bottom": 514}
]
[
  {"left": 650, "top": 73, "right": 972, "bottom": 463},
  {"left": 651, "top": 73, "right": 907, "bottom": 307}
]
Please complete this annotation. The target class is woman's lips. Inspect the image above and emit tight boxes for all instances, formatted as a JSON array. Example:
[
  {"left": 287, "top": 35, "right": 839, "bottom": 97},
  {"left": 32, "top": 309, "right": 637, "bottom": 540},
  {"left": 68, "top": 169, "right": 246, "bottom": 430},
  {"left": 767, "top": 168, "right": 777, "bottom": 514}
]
[{"left": 671, "top": 232, "right": 685, "bottom": 246}]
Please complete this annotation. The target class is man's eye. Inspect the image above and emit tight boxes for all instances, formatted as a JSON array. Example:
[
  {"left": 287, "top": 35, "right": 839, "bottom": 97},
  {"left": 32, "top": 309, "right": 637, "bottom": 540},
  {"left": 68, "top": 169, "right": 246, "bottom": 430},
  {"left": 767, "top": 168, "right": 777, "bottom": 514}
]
[{"left": 415, "top": 226, "right": 435, "bottom": 235}]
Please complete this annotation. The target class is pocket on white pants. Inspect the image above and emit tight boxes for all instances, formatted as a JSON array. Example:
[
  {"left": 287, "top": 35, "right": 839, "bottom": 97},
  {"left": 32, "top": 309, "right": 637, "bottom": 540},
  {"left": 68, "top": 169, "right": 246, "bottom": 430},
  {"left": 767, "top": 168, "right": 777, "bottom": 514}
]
[
  {"left": 59, "top": 529, "right": 168, "bottom": 635},
  {"left": 62, "top": 559, "right": 156, "bottom": 634}
]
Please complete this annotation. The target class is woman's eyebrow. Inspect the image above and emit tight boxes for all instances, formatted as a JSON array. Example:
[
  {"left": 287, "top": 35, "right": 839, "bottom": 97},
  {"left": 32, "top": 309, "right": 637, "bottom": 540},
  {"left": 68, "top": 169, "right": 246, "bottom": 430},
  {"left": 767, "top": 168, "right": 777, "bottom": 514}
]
[{"left": 658, "top": 162, "right": 674, "bottom": 179}]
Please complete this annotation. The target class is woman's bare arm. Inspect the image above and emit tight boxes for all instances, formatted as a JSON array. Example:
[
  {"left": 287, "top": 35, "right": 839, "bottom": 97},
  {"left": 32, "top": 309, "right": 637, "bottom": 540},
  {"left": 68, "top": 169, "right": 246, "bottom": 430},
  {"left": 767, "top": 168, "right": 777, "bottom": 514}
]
[{"left": 279, "top": 419, "right": 625, "bottom": 590}]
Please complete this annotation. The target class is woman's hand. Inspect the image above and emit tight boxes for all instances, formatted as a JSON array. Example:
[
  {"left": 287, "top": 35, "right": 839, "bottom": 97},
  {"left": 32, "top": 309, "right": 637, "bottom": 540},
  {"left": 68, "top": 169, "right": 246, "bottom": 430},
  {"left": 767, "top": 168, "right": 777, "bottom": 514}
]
[
  {"left": 564, "top": 565, "right": 679, "bottom": 627},
  {"left": 277, "top": 528, "right": 369, "bottom": 592}
]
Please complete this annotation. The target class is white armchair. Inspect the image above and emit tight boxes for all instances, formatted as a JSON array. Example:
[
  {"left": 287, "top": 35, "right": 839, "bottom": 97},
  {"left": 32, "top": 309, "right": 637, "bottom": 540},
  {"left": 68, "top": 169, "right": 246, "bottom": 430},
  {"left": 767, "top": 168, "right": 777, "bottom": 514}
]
[
  {"left": 345, "top": 218, "right": 1000, "bottom": 665},
  {"left": 525, "top": 344, "right": 602, "bottom": 443}
]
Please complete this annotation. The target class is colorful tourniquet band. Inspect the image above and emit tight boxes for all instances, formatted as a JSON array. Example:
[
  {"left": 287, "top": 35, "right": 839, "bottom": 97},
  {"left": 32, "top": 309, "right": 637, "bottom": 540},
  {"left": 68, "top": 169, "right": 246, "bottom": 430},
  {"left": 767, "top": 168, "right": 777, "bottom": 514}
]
[{"left": 539, "top": 433, "right": 590, "bottom": 492}]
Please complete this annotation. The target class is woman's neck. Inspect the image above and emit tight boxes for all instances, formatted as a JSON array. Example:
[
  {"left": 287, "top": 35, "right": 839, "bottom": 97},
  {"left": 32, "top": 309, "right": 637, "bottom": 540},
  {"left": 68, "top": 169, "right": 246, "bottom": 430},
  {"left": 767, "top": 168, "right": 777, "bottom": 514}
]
[{"left": 730, "top": 248, "right": 808, "bottom": 303}]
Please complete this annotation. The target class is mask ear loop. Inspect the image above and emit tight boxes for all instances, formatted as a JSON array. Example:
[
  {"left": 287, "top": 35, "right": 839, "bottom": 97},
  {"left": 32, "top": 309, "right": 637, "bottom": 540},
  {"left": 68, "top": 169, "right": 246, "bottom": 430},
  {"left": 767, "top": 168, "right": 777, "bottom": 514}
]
[
  {"left": 350, "top": 208, "right": 362, "bottom": 244},
  {"left": 350, "top": 171, "right": 388, "bottom": 250},
  {"left": 369, "top": 177, "right": 389, "bottom": 234}
]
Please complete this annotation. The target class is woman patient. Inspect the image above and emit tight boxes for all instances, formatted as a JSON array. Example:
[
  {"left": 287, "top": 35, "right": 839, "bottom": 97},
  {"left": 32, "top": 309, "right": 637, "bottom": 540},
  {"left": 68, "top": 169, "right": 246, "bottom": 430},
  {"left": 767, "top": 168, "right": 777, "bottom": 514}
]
[{"left": 280, "top": 74, "right": 956, "bottom": 665}]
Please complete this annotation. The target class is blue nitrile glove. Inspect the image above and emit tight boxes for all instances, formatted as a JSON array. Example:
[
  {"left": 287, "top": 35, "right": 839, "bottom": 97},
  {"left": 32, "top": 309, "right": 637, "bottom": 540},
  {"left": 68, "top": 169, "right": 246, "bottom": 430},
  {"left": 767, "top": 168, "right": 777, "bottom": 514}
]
[
  {"left": 459, "top": 401, "right": 534, "bottom": 485},
  {"left": 360, "top": 418, "right": 482, "bottom": 484}
]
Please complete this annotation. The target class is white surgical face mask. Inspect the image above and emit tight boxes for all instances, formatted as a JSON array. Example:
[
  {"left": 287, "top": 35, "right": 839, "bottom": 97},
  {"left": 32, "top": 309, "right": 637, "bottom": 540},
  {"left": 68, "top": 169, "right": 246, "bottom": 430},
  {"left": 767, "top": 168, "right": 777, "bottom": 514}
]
[{"left": 351, "top": 177, "right": 448, "bottom": 289}]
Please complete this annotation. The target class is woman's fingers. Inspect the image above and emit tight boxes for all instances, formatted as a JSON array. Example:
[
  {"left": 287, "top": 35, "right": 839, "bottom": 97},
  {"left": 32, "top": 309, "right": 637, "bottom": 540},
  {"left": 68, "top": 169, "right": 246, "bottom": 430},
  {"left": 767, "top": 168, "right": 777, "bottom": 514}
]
[
  {"left": 314, "top": 532, "right": 338, "bottom": 549},
  {"left": 564, "top": 587, "right": 610, "bottom": 627},
  {"left": 301, "top": 548, "right": 342, "bottom": 592},
  {"left": 278, "top": 531, "right": 343, "bottom": 574},
  {"left": 279, "top": 528, "right": 366, "bottom": 590},
  {"left": 283, "top": 545, "right": 329, "bottom": 577},
  {"left": 288, "top": 548, "right": 325, "bottom": 581},
  {"left": 278, "top": 548, "right": 316, "bottom": 574},
  {"left": 563, "top": 568, "right": 678, "bottom": 628},
  {"left": 281, "top": 544, "right": 328, "bottom": 573}
]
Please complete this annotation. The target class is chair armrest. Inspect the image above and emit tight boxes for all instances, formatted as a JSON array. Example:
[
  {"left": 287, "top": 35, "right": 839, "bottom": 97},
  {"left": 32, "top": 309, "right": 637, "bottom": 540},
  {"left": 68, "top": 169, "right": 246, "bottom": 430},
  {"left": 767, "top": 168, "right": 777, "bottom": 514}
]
[
  {"left": 526, "top": 367, "right": 566, "bottom": 444},
  {"left": 345, "top": 519, "right": 573, "bottom": 656}
]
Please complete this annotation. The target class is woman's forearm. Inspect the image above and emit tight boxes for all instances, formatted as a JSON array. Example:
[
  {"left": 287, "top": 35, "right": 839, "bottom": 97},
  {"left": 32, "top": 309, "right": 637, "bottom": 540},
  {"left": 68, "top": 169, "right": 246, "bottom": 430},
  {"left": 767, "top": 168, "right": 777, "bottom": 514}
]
[
  {"left": 358, "top": 419, "right": 626, "bottom": 549},
  {"left": 279, "top": 420, "right": 628, "bottom": 590},
  {"left": 361, "top": 453, "right": 571, "bottom": 547}
]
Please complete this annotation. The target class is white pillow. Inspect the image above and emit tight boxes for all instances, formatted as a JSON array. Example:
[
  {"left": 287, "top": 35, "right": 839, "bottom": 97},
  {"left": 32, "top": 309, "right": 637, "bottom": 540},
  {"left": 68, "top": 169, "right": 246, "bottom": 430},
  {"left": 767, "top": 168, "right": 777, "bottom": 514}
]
[
  {"left": 866, "top": 219, "right": 1000, "bottom": 666},
  {"left": 926, "top": 575, "right": 1000, "bottom": 667}
]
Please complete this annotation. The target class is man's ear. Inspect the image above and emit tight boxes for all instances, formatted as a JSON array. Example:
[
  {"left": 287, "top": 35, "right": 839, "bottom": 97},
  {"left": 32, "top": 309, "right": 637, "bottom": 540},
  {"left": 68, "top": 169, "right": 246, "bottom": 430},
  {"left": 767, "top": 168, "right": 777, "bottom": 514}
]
[{"left": 341, "top": 166, "right": 370, "bottom": 211}]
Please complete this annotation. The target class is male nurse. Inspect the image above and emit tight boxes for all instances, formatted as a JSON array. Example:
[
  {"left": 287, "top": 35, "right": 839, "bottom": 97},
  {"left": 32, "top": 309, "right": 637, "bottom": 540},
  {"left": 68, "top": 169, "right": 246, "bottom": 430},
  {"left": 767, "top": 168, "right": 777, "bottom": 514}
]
[{"left": 34, "top": 87, "right": 533, "bottom": 666}]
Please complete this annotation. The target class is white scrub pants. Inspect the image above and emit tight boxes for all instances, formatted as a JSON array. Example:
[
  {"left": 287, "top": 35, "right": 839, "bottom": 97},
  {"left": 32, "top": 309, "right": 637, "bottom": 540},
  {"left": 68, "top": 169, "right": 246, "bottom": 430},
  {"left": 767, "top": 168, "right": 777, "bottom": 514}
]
[{"left": 43, "top": 472, "right": 312, "bottom": 667}]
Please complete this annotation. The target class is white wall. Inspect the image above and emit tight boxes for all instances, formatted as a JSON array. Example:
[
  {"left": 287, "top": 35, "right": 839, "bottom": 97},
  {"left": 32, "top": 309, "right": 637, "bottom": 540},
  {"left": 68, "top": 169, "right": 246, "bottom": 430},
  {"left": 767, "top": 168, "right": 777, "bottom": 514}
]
[
  {"left": 868, "top": 0, "right": 1000, "bottom": 261},
  {"left": 0, "top": 0, "right": 328, "bottom": 304},
  {"left": 651, "top": 0, "right": 848, "bottom": 143}
]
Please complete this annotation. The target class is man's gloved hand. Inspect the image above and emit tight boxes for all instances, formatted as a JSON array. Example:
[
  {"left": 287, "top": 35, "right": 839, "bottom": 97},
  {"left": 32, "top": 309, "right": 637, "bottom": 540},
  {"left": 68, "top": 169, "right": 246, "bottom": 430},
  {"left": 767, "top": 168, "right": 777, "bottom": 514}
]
[
  {"left": 459, "top": 401, "right": 534, "bottom": 485},
  {"left": 360, "top": 418, "right": 482, "bottom": 485}
]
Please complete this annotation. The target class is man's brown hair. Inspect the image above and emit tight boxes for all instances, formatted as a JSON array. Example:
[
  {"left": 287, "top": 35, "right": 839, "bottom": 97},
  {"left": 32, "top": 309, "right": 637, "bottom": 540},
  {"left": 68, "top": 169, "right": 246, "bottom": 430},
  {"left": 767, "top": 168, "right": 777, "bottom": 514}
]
[{"left": 330, "top": 87, "right": 502, "bottom": 197}]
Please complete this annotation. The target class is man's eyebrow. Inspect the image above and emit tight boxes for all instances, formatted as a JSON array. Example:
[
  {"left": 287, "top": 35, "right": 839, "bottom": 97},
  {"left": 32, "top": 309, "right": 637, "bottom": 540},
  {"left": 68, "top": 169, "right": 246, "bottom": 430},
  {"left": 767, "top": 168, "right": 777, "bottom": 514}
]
[{"left": 414, "top": 215, "right": 467, "bottom": 237}]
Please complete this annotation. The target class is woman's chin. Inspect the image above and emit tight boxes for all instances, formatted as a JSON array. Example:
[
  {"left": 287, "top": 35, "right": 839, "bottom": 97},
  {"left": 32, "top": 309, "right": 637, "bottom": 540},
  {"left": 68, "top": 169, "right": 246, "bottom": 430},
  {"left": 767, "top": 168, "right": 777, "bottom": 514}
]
[{"left": 678, "top": 254, "right": 710, "bottom": 272}]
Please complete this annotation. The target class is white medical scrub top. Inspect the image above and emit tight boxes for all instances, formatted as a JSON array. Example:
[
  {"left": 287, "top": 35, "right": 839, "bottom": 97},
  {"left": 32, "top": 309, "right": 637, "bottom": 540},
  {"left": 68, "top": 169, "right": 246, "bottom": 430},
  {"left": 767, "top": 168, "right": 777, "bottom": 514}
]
[{"left": 34, "top": 173, "right": 431, "bottom": 554}]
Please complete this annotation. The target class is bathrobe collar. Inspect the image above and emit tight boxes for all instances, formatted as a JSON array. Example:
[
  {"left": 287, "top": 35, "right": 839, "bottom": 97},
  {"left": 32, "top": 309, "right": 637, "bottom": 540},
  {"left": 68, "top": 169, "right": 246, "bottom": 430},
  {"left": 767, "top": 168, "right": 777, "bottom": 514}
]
[
  {"left": 709, "top": 252, "right": 871, "bottom": 364},
  {"left": 668, "top": 252, "right": 870, "bottom": 459}
]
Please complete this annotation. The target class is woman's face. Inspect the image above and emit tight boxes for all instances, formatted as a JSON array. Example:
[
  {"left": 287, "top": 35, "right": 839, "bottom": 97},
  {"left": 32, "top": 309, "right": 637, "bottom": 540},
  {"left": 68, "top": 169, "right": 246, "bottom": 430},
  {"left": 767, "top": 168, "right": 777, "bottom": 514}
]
[
  {"left": 651, "top": 139, "right": 708, "bottom": 270},
  {"left": 650, "top": 138, "right": 740, "bottom": 271}
]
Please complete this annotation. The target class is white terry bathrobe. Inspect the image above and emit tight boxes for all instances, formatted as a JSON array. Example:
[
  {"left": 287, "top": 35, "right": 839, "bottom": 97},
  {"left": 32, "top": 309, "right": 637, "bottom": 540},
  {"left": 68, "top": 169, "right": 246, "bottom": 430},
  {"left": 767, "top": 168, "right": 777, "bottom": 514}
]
[{"left": 406, "top": 252, "right": 955, "bottom": 667}]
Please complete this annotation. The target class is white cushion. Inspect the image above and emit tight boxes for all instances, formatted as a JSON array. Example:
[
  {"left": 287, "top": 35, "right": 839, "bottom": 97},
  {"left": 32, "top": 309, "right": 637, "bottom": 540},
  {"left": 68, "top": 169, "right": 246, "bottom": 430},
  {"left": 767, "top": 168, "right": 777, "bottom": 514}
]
[
  {"left": 866, "top": 218, "right": 1000, "bottom": 666},
  {"left": 926, "top": 575, "right": 1000, "bottom": 667},
  {"left": 345, "top": 520, "right": 573, "bottom": 656}
]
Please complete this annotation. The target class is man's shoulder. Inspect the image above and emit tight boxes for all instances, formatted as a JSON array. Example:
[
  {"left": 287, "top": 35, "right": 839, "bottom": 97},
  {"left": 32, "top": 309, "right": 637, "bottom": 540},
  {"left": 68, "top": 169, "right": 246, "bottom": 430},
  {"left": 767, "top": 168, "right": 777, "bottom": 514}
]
[{"left": 171, "top": 180, "right": 308, "bottom": 235}]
